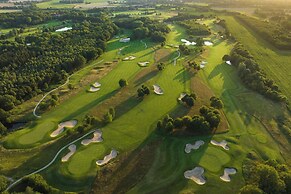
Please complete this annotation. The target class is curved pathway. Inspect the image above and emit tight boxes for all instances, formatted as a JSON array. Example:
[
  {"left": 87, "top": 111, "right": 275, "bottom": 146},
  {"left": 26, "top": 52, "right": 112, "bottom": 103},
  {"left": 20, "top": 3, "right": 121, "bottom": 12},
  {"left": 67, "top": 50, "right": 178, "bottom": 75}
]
[
  {"left": 5, "top": 130, "right": 96, "bottom": 191},
  {"left": 33, "top": 60, "right": 104, "bottom": 118},
  {"left": 140, "top": 40, "right": 147, "bottom": 49},
  {"left": 173, "top": 50, "right": 181, "bottom": 66}
]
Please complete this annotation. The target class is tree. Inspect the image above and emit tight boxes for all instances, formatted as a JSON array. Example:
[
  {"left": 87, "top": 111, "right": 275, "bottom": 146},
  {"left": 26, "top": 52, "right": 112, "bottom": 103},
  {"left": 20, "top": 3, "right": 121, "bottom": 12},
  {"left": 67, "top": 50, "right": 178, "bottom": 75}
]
[
  {"left": 0, "top": 95, "right": 16, "bottom": 111},
  {"left": 0, "top": 175, "right": 8, "bottom": 192},
  {"left": 132, "top": 27, "right": 149, "bottom": 39},
  {"left": 119, "top": 79, "right": 128, "bottom": 87},
  {"left": 157, "top": 63, "right": 165, "bottom": 71},
  {"left": 104, "top": 112, "right": 113, "bottom": 123},
  {"left": 165, "top": 121, "right": 174, "bottom": 132},
  {"left": 239, "top": 185, "right": 263, "bottom": 194},
  {"left": 109, "top": 107, "right": 115, "bottom": 118},
  {"left": 0, "top": 122, "right": 7, "bottom": 135},
  {"left": 151, "top": 31, "right": 166, "bottom": 42},
  {"left": 0, "top": 108, "right": 9, "bottom": 125},
  {"left": 255, "top": 164, "right": 285, "bottom": 194},
  {"left": 210, "top": 96, "right": 223, "bottom": 109},
  {"left": 173, "top": 118, "right": 183, "bottom": 128},
  {"left": 222, "top": 54, "right": 231, "bottom": 61}
]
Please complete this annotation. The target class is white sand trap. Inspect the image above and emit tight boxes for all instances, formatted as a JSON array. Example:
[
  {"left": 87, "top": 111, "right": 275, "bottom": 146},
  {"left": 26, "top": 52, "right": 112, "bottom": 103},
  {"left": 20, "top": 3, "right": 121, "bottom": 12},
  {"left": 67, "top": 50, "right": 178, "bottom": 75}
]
[
  {"left": 226, "top": 61, "right": 232, "bottom": 65},
  {"left": 93, "top": 82, "right": 101, "bottom": 88},
  {"left": 204, "top": 41, "right": 213, "bottom": 46},
  {"left": 185, "top": 140, "right": 205, "bottom": 153},
  {"left": 61, "top": 144, "right": 76, "bottom": 162},
  {"left": 50, "top": 120, "right": 78, "bottom": 137},
  {"left": 220, "top": 168, "right": 237, "bottom": 182},
  {"left": 81, "top": 129, "right": 103, "bottom": 146},
  {"left": 55, "top": 27, "right": 72, "bottom": 32},
  {"left": 153, "top": 84, "right": 164, "bottom": 95},
  {"left": 181, "top": 38, "right": 196, "bottom": 46},
  {"left": 123, "top": 56, "right": 136, "bottom": 61},
  {"left": 184, "top": 167, "right": 206, "bottom": 185},
  {"left": 138, "top": 62, "right": 149, "bottom": 67},
  {"left": 200, "top": 61, "right": 208, "bottom": 69},
  {"left": 210, "top": 140, "right": 229, "bottom": 150},
  {"left": 96, "top": 149, "right": 118, "bottom": 166},
  {"left": 178, "top": 93, "right": 187, "bottom": 101},
  {"left": 89, "top": 87, "right": 100, "bottom": 92}
]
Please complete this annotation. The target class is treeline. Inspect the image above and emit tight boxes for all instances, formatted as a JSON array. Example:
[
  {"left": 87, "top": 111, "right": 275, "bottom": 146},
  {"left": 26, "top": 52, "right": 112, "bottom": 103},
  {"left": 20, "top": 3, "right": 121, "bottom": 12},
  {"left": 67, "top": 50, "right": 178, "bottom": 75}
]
[
  {"left": 241, "top": 160, "right": 291, "bottom": 194},
  {"left": 59, "top": 0, "right": 84, "bottom": 3},
  {"left": 164, "top": 12, "right": 204, "bottom": 22},
  {"left": 157, "top": 105, "right": 221, "bottom": 134},
  {"left": 0, "top": 11, "right": 118, "bottom": 132},
  {"left": 235, "top": 14, "right": 291, "bottom": 50},
  {"left": 178, "top": 19, "right": 211, "bottom": 36},
  {"left": 226, "top": 43, "right": 287, "bottom": 102},
  {"left": 114, "top": 17, "right": 170, "bottom": 42}
]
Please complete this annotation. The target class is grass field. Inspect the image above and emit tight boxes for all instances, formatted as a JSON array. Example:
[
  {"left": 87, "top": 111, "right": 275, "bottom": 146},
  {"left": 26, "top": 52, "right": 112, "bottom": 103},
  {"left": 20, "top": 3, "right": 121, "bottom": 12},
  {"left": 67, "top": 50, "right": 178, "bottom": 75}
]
[
  {"left": 127, "top": 28, "right": 284, "bottom": 193},
  {"left": 1, "top": 13, "right": 289, "bottom": 194},
  {"left": 3, "top": 36, "right": 157, "bottom": 148},
  {"left": 221, "top": 16, "right": 291, "bottom": 101},
  {"left": 37, "top": 0, "right": 109, "bottom": 9}
]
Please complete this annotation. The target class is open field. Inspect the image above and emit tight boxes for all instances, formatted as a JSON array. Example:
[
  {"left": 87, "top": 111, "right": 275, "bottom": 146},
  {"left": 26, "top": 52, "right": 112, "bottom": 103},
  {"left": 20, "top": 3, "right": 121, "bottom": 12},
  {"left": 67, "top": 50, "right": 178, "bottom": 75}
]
[
  {"left": 221, "top": 16, "right": 291, "bottom": 102},
  {"left": 37, "top": 0, "right": 110, "bottom": 9},
  {"left": 0, "top": 9, "right": 21, "bottom": 13}
]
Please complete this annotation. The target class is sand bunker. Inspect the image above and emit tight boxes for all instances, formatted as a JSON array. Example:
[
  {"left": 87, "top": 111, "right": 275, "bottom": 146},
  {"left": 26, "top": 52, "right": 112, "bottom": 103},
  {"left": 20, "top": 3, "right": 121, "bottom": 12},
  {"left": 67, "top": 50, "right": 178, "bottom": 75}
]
[
  {"left": 178, "top": 93, "right": 187, "bottom": 101},
  {"left": 153, "top": 84, "right": 164, "bottom": 95},
  {"left": 226, "top": 61, "right": 232, "bottom": 65},
  {"left": 96, "top": 149, "right": 118, "bottom": 166},
  {"left": 123, "top": 56, "right": 136, "bottom": 61},
  {"left": 61, "top": 144, "right": 76, "bottom": 162},
  {"left": 138, "top": 62, "right": 149, "bottom": 67},
  {"left": 50, "top": 120, "right": 78, "bottom": 137},
  {"left": 220, "top": 168, "right": 237, "bottom": 182},
  {"left": 184, "top": 167, "right": 206, "bottom": 185},
  {"left": 185, "top": 140, "right": 205, "bottom": 153},
  {"left": 181, "top": 38, "right": 197, "bottom": 46},
  {"left": 89, "top": 82, "right": 101, "bottom": 92},
  {"left": 81, "top": 129, "right": 103, "bottom": 146},
  {"left": 89, "top": 87, "right": 100, "bottom": 92},
  {"left": 204, "top": 41, "right": 213, "bottom": 46},
  {"left": 93, "top": 82, "right": 101, "bottom": 88},
  {"left": 210, "top": 140, "right": 229, "bottom": 150},
  {"left": 55, "top": 27, "right": 72, "bottom": 32},
  {"left": 200, "top": 61, "right": 208, "bottom": 68}
]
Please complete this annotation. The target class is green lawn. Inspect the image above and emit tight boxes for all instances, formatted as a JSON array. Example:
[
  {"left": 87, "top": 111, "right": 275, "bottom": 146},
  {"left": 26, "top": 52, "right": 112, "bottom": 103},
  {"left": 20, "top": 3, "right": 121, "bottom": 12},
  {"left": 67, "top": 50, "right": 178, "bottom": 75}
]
[
  {"left": 37, "top": 0, "right": 109, "bottom": 9},
  {"left": 3, "top": 37, "right": 156, "bottom": 148},
  {"left": 222, "top": 16, "right": 291, "bottom": 101}
]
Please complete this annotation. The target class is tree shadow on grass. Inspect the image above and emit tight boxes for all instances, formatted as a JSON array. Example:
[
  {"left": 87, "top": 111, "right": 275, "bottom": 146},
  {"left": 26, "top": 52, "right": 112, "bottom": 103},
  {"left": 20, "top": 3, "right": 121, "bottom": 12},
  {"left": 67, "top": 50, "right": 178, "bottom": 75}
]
[
  {"left": 134, "top": 70, "right": 159, "bottom": 87},
  {"left": 62, "top": 90, "right": 119, "bottom": 121}
]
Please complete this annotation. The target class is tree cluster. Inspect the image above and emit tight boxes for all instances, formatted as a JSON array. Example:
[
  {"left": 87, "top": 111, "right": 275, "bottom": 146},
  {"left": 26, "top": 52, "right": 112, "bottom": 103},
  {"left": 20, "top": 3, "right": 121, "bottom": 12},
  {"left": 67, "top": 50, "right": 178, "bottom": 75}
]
[
  {"left": 241, "top": 160, "right": 291, "bottom": 194},
  {"left": 114, "top": 17, "right": 170, "bottom": 42},
  {"left": 181, "top": 93, "right": 196, "bottom": 107},
  {"left": 178, "top": 19, "right": 211, "bottom": 36},
  {"left": 228, "top": 43, "right": 287, "bottom": 102},
  {"left": 210, "top": 96, "right": 223, "bottom": 109},
  {"left": 0, "top": 11, "right": 118, "bottom": 129},
  {"left": 60, "top": 0, "right": 84, "bottom": 4},
  {"left": 164, "top": 12, "right": 204, "bottom": 22},
  {"left": 235, "top": 14, "right": 291, "bottom": 50},
  {"left": 19, "top": 174, "right": 61, "bottom": 194},
  {"left": 157, "top": 105, "right": 221, "bottom": 134},
  {"left": 157, "top": 62, "right": 165, "bottom": 71},
  {"left": 137, "top": 85, "right": 150, "bottom": 98}
]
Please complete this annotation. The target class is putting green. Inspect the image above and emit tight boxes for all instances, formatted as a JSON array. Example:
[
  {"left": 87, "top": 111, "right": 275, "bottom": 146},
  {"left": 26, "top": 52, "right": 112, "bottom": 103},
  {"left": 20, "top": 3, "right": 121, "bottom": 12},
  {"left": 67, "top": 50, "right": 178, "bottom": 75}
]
[{"left": 196, "top": 147, "right": 230, "bottom": 172}]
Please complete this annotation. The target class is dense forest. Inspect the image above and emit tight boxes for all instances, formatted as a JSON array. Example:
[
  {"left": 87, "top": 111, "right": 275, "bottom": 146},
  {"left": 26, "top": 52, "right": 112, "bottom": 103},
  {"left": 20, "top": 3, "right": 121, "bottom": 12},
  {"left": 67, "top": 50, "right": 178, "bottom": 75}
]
[
  {"left": 177, "top": 19, "right": 211, "bottom": 36},
  {"left": 0, "top": 10, "right": 118, "bottom": 133},
  {"left": 114, "top": 17, "right": 170, "bottom": 42},
  {"left": 164, "top": 12, "right": 204, "bottom": 22},
  {"left": 226, "top": 43, "right": 287, "bottom": 102},
  {"left": 235, "top": 14, "right": 291, "bottom": 50}
]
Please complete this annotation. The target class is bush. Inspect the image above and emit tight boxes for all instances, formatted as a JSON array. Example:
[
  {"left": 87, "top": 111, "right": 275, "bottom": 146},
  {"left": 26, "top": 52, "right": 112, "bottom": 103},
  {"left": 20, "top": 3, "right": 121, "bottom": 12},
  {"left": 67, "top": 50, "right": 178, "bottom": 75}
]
[{"left": 119, "top": 79, "right": 128, "bottom": 87}]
